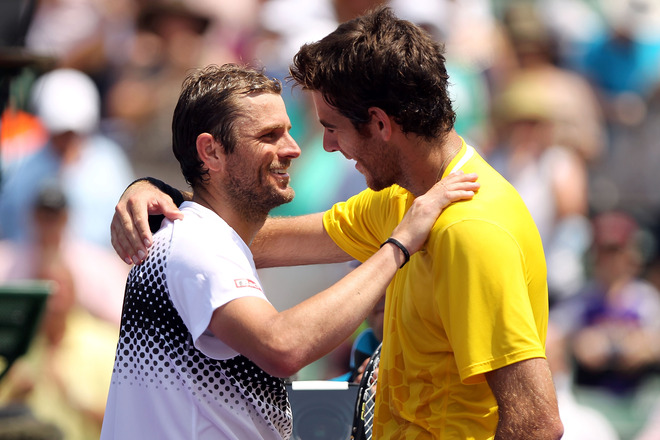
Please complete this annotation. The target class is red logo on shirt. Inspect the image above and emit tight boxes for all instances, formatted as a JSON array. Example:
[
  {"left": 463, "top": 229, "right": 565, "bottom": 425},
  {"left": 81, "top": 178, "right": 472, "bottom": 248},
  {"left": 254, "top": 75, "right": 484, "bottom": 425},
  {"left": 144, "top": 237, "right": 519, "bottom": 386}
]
[{"left": 234, "top": 279, "right": 262, "bottom": 291}]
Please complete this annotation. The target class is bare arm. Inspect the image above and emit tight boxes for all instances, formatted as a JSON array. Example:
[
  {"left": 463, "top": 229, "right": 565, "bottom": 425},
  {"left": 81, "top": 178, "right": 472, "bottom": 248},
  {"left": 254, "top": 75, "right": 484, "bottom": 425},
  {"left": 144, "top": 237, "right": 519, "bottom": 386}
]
[
  {"left": 210, "top": 173, "right": 479, "bottom": 377},
  {"left": 251, "top": 213, "right": 351, "bottom": 268},
  {"left": 486, "top": 358, "right": 564, "bottom": 440},
  {"left": 250, "top": 172, "right": 481, "bottom": 268}
]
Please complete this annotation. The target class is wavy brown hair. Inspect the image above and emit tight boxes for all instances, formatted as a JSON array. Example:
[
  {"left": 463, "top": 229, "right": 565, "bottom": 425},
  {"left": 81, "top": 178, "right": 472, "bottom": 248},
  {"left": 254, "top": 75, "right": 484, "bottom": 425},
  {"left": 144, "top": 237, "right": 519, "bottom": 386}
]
[{"left": 290, "top": 6, "right": 455, "bottom": 140}]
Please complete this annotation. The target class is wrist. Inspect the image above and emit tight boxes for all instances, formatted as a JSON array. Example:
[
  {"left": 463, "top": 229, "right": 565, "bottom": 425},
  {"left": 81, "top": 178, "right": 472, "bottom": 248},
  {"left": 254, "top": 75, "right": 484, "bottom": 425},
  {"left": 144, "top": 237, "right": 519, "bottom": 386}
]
[
  {"left": 380, "top": 237, "right": 410, "bottom": 268},
  {"left": 131, "top": 177, "right": 185, "bottom": 207}
]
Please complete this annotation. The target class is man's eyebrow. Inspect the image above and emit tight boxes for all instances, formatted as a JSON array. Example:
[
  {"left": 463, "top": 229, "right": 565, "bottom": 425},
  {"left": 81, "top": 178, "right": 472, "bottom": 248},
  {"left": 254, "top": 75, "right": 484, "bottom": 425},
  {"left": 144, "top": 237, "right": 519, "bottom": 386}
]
[
  {"left": 318, "top": 118, "right": 336, "bottom": 129},
  {"left": 257, "top": 122, "right": 291, "bottom": 135}
]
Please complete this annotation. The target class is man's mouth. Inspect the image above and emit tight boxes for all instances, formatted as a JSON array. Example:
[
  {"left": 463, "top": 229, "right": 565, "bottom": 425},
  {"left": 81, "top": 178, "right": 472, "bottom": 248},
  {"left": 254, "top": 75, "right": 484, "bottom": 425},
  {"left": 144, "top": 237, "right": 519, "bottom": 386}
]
[{"left": 269, "top": 166, "right": 290, "bottom": 181}]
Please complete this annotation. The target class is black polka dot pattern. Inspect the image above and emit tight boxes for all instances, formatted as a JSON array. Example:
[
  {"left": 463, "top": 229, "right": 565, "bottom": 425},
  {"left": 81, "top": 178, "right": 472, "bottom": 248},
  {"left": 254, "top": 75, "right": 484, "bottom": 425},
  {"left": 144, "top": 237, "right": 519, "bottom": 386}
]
[{"left": 111, "top": 232, "right": 292, "bottom": 437}]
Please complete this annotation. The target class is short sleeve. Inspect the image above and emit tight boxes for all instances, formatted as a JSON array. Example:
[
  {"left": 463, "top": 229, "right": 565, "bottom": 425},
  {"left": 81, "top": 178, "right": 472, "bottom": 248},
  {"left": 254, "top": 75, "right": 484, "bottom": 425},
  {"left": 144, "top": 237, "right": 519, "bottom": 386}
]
[
  {"left": 434, "top": 219, "right": 547, "bottom": 384},
  {"left": 167, "top": 220, "right": 269, "bottom": 360},
  {"left": 323, "top": 186, "right": 409, "bottom": 262}
]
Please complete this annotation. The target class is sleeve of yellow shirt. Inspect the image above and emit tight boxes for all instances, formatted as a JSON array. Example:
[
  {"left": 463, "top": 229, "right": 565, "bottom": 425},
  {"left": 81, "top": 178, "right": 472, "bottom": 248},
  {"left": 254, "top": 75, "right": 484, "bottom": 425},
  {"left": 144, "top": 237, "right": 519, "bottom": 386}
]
[
  {"left": 433, "top": 218, "right": 547, "bottom": 385},
  {"left": 323, "top": 186, "right": 407, "bottom": 261}
]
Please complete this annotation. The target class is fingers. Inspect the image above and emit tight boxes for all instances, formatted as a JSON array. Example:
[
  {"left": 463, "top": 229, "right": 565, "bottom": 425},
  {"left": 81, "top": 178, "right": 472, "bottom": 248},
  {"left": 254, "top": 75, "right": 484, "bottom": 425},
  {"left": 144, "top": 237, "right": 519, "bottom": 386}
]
[
  {"left": 439, "top": 171, "right": 479, "bottom": 188},
  {"left": 125, "top": 197, "right": 183, "bottom": 263},
  {"left": 110, "top": 185, "right": 155, "bottom": 265},
  {"left": 111, "top": 201, "right": 149, "bottom": 265},
  {"left": 158, "top": 199, "right": 185, "bottom": 222},
  {"left": 433, "top": 172, "right": 479, "bottom": 203},
  {"left": 353, "top": 357, "right": 372, "bottom": 383},
  {"left": 110, "top": 210, "right": 137, "bottom": 265},
  {"left": 110, "top": 179, "right": 185, "bottom": 265},
  {"left": 390, "top": 172, "right": 479, "bottom": 254},
  {"left": 128, "top": 197, "right": 153, "bottom": 257}
]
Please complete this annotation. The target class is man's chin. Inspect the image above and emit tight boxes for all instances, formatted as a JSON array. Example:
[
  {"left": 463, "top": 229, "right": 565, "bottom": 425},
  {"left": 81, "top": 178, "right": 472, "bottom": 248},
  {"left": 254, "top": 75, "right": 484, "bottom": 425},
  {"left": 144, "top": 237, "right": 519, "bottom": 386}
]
[
  {"left": 267, "top": 188, "right": 295, "bottom": 209},
  {"left": 365, "top": 179, "right": 389, "bottom": 192},
  {"left": 279, "top": 187, "right": 295, "bottom": 204}
]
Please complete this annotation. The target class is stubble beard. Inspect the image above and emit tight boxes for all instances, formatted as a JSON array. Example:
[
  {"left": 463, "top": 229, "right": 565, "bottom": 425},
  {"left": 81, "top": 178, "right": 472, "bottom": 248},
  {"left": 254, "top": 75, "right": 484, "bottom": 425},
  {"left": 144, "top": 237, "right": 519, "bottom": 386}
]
[
  {"left": 225, "top": 169, "right": 295, "bottom": 224},
  {"left": 360, "top": 138, "right": 402, "bottom": 192}
]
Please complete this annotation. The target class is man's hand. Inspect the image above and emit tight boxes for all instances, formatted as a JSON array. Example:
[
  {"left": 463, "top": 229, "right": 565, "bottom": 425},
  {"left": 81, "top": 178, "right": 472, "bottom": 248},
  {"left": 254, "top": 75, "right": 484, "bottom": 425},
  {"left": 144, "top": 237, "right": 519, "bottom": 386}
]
[
  {"left": 354, "top": 356, "right": 377, "bottom": 383},
  {"left": 390, "top": 171, "right": 479, "bottom": 255},
  {"left": 110, "top": 180, "right": 183, "bottom": 264}
]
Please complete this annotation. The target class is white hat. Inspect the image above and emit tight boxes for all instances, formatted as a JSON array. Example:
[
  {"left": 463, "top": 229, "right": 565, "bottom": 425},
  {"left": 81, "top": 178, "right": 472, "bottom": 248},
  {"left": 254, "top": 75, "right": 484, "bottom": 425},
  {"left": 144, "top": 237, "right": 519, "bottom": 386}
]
[{"left": 31, "top": 68, "right": 100, "bottom": 135}]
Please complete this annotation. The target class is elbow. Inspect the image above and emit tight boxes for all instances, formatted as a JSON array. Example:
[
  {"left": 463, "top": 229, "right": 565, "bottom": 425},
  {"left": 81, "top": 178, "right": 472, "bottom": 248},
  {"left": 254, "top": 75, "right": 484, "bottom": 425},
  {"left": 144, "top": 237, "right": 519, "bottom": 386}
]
[
  {"left": 263, "top": 358, "right": 303, "bottom": 379},
  {"left": 256, "top": 338, "right": 309, "bottom": 378},
  {"left": 536, "top": 413, "right": 564, "bottom": 440},
  {"left": 260, "top": 354, "right": 307, "bottom": 379},
  {"left": 550, "top": 418, "right": 564, "bottom": 440},
  {"left": 544, "top": 406, "right": 564, "bottom": 440}
]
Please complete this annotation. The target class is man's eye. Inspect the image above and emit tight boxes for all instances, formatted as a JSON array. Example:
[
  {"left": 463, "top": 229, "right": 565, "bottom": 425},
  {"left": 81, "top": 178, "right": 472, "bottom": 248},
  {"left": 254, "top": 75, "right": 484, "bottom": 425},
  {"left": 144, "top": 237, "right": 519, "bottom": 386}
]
[{"left": 262, "top": 128, "right": 285, "bottom": 141}]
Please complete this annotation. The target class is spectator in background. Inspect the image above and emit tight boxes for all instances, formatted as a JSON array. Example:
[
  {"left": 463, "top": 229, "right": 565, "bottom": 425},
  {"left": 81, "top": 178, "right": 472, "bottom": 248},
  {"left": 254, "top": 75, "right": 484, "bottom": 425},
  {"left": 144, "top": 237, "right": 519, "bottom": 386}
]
[
  {"left": 498, "top": 1, "right": 606, "bottom": 163},
  {"left": 252, "top": 0, "right": 388, "bottom": 78},
  {"left": 488, "top": 74, "right": 591, "bottom": 303},
  {"left": 552, "top": 211, "right": 660, "bottom": 397},
  {"left": 570, "top": 0, "right": 660, "bottom": 226},
  {"left": 545, "top": 320, "right": 620, "bottom": 440},
  {"left": 575, "top": 0, "right": 660, "bottom": 132},
  {"left": 104, "top": 0, "right": 235, "bottom": 190},
  {"left": 0, "top": 106, "right": 49, "bottom": 173},
  {"left": 486, "top": 2, "right": 604, "bottom": 303},
  {"left": 0, "top": 177, "right": 129, "bottom": 326},
  {"left": 0, "top": 68, "right": 134, "bottom": 249},
  {"left": 0, "top": 184, "right": 122, "bottom": 440}
]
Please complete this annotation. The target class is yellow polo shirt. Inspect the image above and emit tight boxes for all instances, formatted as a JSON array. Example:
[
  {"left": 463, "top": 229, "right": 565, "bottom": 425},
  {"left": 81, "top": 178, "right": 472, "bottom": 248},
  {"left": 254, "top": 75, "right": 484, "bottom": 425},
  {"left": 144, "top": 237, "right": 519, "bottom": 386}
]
[{"left": 323, "top": 140, "right": 548, "bottom": 439}]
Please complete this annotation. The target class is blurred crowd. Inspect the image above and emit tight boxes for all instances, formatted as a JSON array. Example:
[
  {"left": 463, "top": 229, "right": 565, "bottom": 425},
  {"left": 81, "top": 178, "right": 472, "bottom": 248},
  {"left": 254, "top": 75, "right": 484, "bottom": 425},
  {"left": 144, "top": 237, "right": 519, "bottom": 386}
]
[{"left": 1, "top": 0, "right": 660, "bottom": 439}]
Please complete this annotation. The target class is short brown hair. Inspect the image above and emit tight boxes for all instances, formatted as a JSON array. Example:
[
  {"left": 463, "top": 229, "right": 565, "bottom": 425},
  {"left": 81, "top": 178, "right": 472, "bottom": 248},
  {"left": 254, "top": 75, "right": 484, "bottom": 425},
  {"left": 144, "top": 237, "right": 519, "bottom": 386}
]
[{"left": 290, "top": 6, "right": 455, "bottom": 140}]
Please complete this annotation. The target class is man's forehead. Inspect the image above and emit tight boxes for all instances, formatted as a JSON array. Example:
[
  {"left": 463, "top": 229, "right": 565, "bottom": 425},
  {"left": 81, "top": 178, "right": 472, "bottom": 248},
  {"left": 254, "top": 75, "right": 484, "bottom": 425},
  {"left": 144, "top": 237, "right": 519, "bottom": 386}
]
[
  {"left": 234, "top": 93, "right": 290, "bottom": 128},
  {"left": 311, "top": 91, "right": 340, "bottom": 123},
  {"left": 239, "top": 91, "right": 283, "bottom": 107},
  {"left": 234, "top": 92, "right": 280, "bottom": 113}
]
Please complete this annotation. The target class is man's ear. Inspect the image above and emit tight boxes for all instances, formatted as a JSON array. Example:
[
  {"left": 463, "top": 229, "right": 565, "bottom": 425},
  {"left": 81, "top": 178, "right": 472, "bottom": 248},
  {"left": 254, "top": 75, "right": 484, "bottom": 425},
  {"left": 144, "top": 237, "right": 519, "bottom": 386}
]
[
  {"left": 196, "top": 133, "right": 225, "bottom": 172},
  {"left": 368, "top": 107, "right": 392, "bottom": 141}
]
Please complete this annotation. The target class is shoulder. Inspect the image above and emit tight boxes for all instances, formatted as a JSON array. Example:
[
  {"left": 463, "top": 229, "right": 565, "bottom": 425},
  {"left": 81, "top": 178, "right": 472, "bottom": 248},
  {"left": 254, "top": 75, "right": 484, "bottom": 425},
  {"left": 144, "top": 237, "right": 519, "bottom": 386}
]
[
  {"left": 325, "top": 185, "right": 409, "bottom": 228},
  {"left": 168, "top": 203, "right": 250, "bottom": 266},
  {"left": 339, "top": 185, "right": 408, "bottom": 209}
]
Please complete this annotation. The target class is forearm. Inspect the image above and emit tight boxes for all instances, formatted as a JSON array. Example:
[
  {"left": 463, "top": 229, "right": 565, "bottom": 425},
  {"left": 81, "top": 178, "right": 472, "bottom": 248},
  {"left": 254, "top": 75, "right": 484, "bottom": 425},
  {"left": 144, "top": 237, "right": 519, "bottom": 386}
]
[
  {"left": 129, "top": 177, "right": 187, "bottom": 207},
  {"left": 488, "top": 358, "right": 564, "bottom": 440},
  {"left": 225, "top": 240, "right": 403, "bottom": 377},
  {"left": 251, "top": 213, "right": 351, "bottom": 268}
]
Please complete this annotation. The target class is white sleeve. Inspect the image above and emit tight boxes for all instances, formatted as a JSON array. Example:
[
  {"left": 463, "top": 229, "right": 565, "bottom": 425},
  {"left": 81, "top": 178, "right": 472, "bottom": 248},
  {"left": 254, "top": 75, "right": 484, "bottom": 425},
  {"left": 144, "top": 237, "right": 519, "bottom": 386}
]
[{"left": 166, "top": 219, "right": 269, "bottom": 360}]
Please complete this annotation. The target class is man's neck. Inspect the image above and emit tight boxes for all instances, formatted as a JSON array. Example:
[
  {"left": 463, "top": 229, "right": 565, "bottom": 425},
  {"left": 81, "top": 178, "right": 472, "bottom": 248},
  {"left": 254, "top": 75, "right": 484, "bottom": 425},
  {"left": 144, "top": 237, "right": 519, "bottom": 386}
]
[
  {"left": 192, "top": 188, "right": 265, "bottom": 246},
  {"left": 398, "top": 130, "right": 463, "bottom": 196}
]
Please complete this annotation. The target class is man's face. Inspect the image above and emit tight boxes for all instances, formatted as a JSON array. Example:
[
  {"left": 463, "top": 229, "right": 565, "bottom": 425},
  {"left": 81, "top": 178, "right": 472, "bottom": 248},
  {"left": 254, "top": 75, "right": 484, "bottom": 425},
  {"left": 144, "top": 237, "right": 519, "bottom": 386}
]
[
  {"left": 224, "top": 92, "right": 301, "bottom": 221},
  {"left": 311, "top": 91, "right": 401, "bottom": 191}
]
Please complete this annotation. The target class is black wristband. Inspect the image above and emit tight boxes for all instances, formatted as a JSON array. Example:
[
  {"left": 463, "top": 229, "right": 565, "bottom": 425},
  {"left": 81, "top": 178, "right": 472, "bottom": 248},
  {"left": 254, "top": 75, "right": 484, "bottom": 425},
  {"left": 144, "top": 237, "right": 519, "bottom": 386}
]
[
  {"left": 380, "top": 237, "right": 410, "bottom": 268},
  {"left": 130, "top": 177, "right": 186, "bottom": 233}
]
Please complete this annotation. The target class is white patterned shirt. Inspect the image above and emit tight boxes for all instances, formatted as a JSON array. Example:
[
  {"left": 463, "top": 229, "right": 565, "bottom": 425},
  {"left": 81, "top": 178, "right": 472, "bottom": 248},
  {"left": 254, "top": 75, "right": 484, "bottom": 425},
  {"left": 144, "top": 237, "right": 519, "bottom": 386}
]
[{"left": 101, "top": 202, "right": 292, "bottom": 439}]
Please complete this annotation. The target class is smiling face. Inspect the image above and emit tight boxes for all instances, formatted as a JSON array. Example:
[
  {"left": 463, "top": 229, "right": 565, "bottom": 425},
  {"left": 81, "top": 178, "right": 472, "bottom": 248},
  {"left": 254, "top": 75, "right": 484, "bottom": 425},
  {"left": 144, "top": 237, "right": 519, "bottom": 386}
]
[
  {"left": 223, "top": 92, "right": 301, "bottom": 221},
  {"left": 311, "top": 91, "right": 402, "bottom": 191}
]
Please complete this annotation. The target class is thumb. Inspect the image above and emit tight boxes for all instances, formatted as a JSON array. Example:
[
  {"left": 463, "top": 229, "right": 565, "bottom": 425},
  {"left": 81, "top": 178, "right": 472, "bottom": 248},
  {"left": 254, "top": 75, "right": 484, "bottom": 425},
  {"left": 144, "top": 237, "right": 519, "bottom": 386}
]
[
  {"left": 148, "top": 198, "right": 184, "bottom": 221},
  {"left": 161, "top": 201, "right": 185, "bottom": 221}
]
